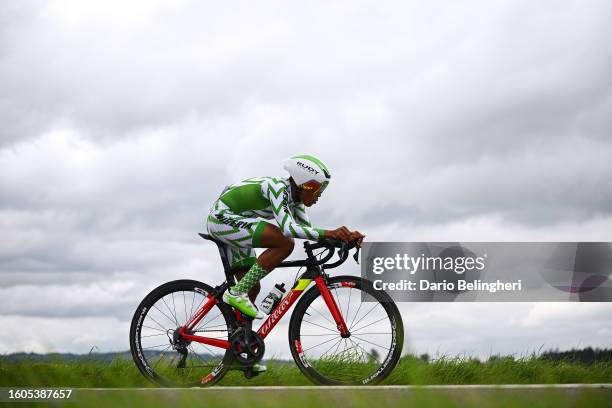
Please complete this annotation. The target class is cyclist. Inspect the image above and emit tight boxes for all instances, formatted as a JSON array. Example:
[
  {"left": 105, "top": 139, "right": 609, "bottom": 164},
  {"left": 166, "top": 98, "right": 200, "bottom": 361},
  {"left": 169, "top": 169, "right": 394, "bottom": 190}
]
[{"left": 206, "top": 154, "right": 364, "bottom": 320}]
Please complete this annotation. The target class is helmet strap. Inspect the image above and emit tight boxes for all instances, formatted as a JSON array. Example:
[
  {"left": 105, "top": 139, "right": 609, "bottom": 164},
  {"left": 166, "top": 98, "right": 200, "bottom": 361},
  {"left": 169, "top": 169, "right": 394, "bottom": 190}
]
[{"left": 288, "top": 177, "right": 302, "bottom": 203}]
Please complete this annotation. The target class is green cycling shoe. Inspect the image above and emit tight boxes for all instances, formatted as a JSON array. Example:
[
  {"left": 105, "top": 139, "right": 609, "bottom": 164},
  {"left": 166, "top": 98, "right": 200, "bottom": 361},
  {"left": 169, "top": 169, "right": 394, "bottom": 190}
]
[{"left": 223, "top": 288, "right": 265, "bottom": 319}]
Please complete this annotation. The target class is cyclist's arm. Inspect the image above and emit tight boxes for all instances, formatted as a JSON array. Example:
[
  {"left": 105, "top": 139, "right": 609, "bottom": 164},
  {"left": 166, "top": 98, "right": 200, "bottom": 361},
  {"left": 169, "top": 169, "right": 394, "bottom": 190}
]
[
  {"left": 294, "top": 203, "right": 312, "bottom": 227},
  {"left": 295, "top": 203, "right": 326, "bottom": 239},
  {"left": 265, "top": 180, "right": 325, "bottom": 240},
  {"left": 293, "top": 193, "right": 365, "bottom": 243}
]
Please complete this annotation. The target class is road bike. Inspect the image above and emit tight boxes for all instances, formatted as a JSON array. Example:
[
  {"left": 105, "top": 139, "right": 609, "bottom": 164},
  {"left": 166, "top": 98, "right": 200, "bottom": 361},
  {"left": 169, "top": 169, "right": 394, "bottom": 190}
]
[{"left": 129, "top": 234, "right": 404, "bottom": 386}]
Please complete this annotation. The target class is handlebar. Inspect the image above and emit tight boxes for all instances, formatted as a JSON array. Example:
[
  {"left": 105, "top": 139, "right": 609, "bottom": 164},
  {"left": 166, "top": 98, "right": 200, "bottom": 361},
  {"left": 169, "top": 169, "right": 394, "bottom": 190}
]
[
  {"left": 279, "top": 238, "right": 360, "bottom": 269},
  {"left": 304, "top": 238, "right": 358, "bottom": 251}
]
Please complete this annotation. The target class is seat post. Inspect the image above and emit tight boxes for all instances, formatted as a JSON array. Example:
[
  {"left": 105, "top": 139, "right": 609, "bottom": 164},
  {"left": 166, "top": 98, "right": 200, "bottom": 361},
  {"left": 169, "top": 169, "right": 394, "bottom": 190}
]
[{"left": 216, "top": 243, "right": 237, "bottom": 286}]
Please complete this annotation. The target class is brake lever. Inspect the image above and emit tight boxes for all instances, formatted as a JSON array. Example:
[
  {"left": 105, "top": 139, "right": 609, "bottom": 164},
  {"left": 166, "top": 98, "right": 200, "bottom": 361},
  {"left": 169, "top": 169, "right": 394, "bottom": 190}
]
[
  {"left": 353, "top": 245, "right": 360, "bottom": 264},
  {"left": 338, "top": 242, "right": 348, "bottom": 259}
]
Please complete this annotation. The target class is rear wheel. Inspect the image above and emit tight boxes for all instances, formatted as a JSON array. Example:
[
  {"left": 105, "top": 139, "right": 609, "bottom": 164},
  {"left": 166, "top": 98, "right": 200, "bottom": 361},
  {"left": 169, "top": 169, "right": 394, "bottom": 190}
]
[
  {"left": 288, "top": 276, "right": 403, "bottom": 385},
  {"left": 130, "top": 280, "right": 234, "bottom": 387}
]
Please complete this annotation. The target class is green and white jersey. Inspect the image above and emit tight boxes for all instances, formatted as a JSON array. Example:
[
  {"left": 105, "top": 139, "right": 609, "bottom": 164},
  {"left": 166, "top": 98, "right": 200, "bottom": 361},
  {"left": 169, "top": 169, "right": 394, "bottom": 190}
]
[{"left": 212, "top": 177, "right": 325, "bottom": 241}]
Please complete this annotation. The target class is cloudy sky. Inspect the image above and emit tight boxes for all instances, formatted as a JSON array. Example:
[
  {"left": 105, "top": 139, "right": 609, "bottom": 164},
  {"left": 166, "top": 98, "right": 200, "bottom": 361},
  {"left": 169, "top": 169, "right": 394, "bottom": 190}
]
[{"left": 1, "top": 0, "right": 611, "bottom": 359}]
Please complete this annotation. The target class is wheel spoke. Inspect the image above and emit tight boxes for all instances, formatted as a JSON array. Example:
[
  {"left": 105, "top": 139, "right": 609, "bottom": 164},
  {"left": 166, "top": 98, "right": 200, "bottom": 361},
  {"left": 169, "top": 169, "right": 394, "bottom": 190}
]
[
  {"left": 193, "top": 339, "right": 224, "bottom": 358},
  {"left": 194, "top": 311, "right": 222, "bottom": 332},
  {"left": 302, "top": 319, "right": 338, "bottom": 333},
  {"left": 142, "top": 325, "right": 167, "bottom": 332},
  {"left": 348, "top": 337, "right": 380, "bottom": 363},
  {"left": 188, "top": 296, "right": 207, "bottom": 326},
  {"left": 151, "top": 345, "right": 173, "bottom": 368},
  {"left": 141, "top": 333, "right": 168, "bottom": 338},
  {"left": 319, "top": 337, "right": 344, "bottom": 358},
  {"left": 348, "top": 301, "right": 363, "bottom": 330},
  {"left": 187, "top": 344, "right": 212, "bottom": 365},
  {"left": 331, "top": 335, "right": 344, "bottom": 356},
  {"left": 171, "top": 292, "right": 178, "bottom": 325},
  {"left": 352, "top": 315, "right": 391, "bottom": 334},
  {"left": 152, "top": 304, "right": 178, "bottom": 327},
  {"left": 307, "top": 303, "right": 336, "bottom": 327},
  {"left": 146, "top": 314, "right": 171, "bottom": 332},
  {"left": 351, "top": 334, "right": 390, "bottom": 351},
  {"left": 189, "top": 291, "right": 196, "bottom": 323},
  {"left": 183, "top": 291, "right": 188, "bottom": 326},
  {"left": 161, "top": 296, "right": 178, "bottom": 326},
  {"left": 349, "top": 302, "right": 380, "bottom": 331},
  {"left": 142, "top": 342, "right": 172, "bottom": 350},
  {"left": 344, "top": 288, "right": 352, "bottom": 325},
  {"left": 303, "top": 335, "right": 341, "bottom": 353}
]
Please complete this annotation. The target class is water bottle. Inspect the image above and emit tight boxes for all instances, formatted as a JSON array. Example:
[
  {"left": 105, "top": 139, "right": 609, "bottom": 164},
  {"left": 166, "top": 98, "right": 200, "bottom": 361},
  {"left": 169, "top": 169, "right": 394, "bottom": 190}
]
[{"left": 260, "top": 283, "right": 286, "bottom": 314}]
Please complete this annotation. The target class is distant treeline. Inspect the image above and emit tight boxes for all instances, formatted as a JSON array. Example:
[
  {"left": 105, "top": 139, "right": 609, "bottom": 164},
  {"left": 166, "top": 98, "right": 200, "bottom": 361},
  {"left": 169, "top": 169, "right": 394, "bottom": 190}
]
[
  {"left": 539, "top": 347, "right": 612, "bottom": 365},
  {"left": 0, "top": 351, "right": 134, "bottom": 363},
  {"left": 2, "top": 347, "right": 611, "bottom": 364}
]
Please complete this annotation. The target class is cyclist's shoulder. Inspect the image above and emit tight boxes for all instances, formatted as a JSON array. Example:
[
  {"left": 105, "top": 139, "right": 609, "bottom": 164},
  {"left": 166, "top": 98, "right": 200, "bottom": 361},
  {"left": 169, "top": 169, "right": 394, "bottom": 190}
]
[
  {"left": 232, "top": 176, "right": 286, "bottom": 184},
  {"left": 235, "top": 176, "right": 268, "bottom": 184},
  {"left": 257, "top": 176, "right": 290, "bottom": 190},
  {"left": 224, "top": 177, "right": 288, "bottom": 198},
  {"left": 223, "top": 177, "right": 269, "bottom": 191}
]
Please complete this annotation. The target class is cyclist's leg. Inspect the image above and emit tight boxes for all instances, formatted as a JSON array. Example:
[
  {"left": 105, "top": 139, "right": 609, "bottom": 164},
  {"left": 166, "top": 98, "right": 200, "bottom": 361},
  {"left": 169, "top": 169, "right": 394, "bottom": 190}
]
[
  {"left": 232, "top": 222, "right": 294, "bottom": 294},
  {"left": 207, "top": 210, "right": 271, "bottom": 317},
  {"left": 233, "top": 267, "right": 260, "bottom": 303},
  {"left": 256, "top": 223, "right": 295, "bottom": 271},
  {"left": 206, "top": 202, "right": 293, "bottom": 272}
]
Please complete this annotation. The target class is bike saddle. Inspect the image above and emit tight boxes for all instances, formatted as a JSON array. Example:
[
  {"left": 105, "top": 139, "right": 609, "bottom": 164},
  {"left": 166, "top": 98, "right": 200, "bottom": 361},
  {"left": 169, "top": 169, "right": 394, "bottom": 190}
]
[
  {"left": 198, "top": 233, "right": 218, "bottom": 242},
  {"left": 198, "top": 233, "right": 236, "bottom": 284}
]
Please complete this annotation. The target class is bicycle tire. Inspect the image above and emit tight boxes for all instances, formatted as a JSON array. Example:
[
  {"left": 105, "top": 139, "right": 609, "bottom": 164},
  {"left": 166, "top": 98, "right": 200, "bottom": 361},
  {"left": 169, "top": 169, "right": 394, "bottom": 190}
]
[
  {"left": 130, "top": 279, "right": 234, "bottom": 387},
  {"left": 288, "top": 275, "right": 403, "bottom": 385}
]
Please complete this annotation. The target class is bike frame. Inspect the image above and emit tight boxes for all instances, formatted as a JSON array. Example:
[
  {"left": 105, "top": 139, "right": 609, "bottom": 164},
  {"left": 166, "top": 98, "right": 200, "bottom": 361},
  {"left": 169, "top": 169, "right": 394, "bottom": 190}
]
[
  {"left": 177, "top": 273, "right": 349, "bottom": 350},
  {"left": 131, "top": 237, "right": 403, "bottom": 387}
]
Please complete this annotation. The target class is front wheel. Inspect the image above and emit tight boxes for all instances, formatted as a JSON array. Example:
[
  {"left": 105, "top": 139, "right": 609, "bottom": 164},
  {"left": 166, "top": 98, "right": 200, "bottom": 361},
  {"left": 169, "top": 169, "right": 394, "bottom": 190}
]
[{"left": 288, "top": 276, "right": 404, "bottom": 385}]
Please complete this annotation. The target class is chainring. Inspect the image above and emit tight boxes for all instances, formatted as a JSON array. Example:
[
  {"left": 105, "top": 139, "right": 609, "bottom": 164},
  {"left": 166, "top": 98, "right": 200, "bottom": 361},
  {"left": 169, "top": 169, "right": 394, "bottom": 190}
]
[{"left": 230, "top": 329, "right": 265, "bottom": 365}]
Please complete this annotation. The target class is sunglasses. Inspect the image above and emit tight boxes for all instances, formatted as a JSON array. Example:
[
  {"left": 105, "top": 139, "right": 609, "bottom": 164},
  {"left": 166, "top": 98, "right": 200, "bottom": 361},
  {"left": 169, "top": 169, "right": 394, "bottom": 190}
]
[{"left": 300, "top": 180, "right": 328, "bottom": 196}]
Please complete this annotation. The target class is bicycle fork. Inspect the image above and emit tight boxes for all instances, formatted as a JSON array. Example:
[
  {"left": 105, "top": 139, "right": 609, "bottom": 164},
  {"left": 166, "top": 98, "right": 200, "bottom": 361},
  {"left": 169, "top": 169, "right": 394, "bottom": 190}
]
[{"left": 315, "top": 276, "right": 350, "bottom": 337}]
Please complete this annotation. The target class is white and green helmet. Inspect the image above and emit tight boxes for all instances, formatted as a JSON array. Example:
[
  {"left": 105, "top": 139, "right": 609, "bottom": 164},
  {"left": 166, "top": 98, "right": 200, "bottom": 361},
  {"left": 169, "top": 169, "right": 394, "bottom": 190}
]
[{"left": 283, "top": 154, "right": 331, "bottom": 193}]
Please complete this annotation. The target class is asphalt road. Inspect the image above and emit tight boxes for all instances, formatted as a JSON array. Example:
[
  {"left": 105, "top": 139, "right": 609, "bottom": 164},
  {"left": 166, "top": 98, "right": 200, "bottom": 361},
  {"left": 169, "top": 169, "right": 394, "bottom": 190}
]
[{"left": 3, "top": 384, "right": 611, "bottom": 406}]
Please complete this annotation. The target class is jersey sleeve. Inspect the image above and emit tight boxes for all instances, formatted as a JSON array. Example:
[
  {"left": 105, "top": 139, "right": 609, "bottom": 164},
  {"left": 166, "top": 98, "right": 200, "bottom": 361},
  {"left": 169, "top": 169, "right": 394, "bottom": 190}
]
[
  {"left": 294, "top": 202, "right": 313, "bottom": 227},
  {"left": 264, "top": 179, "right": 325, "bottom": 240}
]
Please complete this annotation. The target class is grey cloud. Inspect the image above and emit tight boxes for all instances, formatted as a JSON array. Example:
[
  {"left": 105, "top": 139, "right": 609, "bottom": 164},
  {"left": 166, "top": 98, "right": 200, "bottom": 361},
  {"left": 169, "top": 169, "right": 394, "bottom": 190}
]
[
  {"left": 1, "top": 0, "right": 612, "bottom": 355},
  {"left": 401, "top": 303, "right": 612, "bottom": 359},
  {"left": 0, "top": 2, "right": 292, "bottom": 144}
]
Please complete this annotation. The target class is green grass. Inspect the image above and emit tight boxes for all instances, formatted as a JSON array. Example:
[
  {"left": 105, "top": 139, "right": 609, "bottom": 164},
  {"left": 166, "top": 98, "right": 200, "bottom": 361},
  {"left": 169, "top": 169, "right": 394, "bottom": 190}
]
[
  {"left": 1, "top": 355, "right": 611, "bottom": 387},
  {"left": 385, "top": 355, "right": 612, "bottom": 385},
  {"left": 11, "top": 388, "right": 612, "bottom": 408}
]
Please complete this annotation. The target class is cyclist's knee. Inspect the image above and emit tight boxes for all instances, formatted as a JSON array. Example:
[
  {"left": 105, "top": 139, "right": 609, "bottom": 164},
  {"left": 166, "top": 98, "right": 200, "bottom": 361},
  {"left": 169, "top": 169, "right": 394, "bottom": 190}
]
[
  {"left": 260, "top": 223, "right": 294, "bottom": 254},
  {"left": 280, "top": 235, "right": 294, "bottom": 255}
]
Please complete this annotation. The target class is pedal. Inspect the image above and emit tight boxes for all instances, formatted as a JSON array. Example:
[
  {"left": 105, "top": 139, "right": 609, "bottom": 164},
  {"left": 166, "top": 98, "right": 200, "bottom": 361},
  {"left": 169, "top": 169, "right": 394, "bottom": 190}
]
[{"left": 243, "top": 367, "right": 259, "bottom": 379}]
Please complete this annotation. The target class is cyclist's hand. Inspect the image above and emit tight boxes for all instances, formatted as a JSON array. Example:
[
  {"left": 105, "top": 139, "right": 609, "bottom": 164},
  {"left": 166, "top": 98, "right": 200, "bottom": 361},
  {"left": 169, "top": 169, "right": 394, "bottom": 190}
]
[
  {"left": 351, "top": 231, "right": 366, "bottom": 248},
  {"left": 326, "top": 227, "right": 365, "bottom": 245},
  {"left": 326, "top": 226, "right": 353, "bottom": 242}
]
